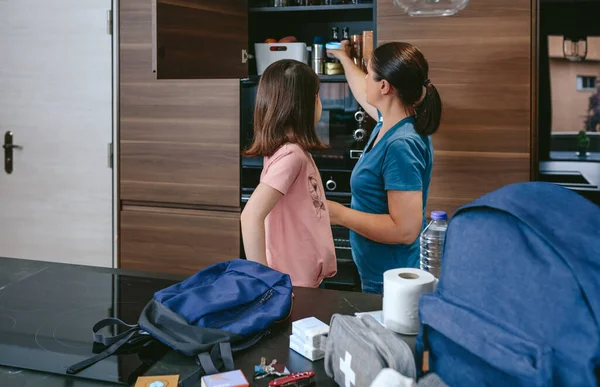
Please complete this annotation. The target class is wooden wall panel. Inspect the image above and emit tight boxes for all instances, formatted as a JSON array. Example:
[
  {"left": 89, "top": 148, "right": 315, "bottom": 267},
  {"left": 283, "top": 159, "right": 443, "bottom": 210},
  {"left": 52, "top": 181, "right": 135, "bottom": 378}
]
[
  {"left": 378, "top": 0, "right": 533, "bottom": 216},
  {"left": 120, "top": 206, "right": 240, "bottom": 275},
  {"left": 120, "top": 0, "right": 240, "bottom": 208},
  {"left": 428, "top": 152, "right": 530, "bottom": 215}
]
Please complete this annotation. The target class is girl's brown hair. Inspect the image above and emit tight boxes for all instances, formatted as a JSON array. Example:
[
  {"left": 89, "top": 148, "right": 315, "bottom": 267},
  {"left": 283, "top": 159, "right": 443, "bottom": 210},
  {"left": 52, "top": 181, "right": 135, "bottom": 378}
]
[
  {"left": 371, "top": 42, "right": 443, "bottom": 136},
  {"left": 243, "top": 59, "right": 327, "bottom": 157}
]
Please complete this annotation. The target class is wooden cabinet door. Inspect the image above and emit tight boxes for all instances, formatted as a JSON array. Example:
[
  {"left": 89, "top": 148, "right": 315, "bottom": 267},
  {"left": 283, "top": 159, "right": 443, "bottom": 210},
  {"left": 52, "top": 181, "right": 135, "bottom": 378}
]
[
  {"left": 119, "top": 79, "right": 241, "bottom": 208},
  {"left": 120, "top": 0, "right": 241, "bottom": 208},
  {"left": 378, "top": 0, "right": 533, "bottom": 216},
  {"left": 120, "top": 206, "right": 240, "bottom": 275},
  {"left": 155, "top": 0, "right": 248, "bottom": 79}
]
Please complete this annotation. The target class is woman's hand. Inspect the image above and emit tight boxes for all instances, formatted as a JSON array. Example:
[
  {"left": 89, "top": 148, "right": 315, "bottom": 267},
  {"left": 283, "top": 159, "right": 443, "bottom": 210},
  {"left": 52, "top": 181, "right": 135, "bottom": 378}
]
[
  {"left": 326, "top": 41, "right": 378, "bottom": 121},
  {"left": 327, "top": 40, "right": 352, "bottom": 61},
  {"left": 327, "top": 200, "right": 347, "bottom": 226}
]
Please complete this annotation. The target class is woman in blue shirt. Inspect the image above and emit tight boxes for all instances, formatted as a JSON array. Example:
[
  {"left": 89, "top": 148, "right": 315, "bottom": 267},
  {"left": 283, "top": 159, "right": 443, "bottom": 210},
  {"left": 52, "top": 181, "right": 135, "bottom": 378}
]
[{"left": 327, "top": 42, "right": 443, "bottom": 294}]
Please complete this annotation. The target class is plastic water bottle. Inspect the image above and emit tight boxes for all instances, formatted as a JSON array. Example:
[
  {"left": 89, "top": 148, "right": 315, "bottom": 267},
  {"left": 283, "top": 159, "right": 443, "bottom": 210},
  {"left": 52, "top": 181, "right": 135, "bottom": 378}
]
[{"left": 420, "top": 211, "right": 448, "bottom": 279}]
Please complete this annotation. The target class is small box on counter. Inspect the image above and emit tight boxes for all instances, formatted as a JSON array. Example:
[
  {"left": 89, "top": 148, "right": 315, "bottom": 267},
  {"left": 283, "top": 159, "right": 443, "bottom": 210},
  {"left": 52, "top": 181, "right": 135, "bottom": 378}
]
[
  {"left": 135, "top": 375, "right": 179, "bottom": 387},
  {"left": 201, "top": 370, "right": 249, "bottom": 387},
  {"left": 291, "top": 317, "right": 329, "bottom": 349},
  {"left": 290, "top": 334, "right": 325, "bottom": 361}
]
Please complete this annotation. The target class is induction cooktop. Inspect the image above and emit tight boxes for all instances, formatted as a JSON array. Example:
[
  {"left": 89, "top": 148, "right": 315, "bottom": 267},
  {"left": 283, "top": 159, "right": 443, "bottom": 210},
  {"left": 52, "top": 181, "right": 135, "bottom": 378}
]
[{"left": 0, "top": 264, "right": 178, "bottom": 385}]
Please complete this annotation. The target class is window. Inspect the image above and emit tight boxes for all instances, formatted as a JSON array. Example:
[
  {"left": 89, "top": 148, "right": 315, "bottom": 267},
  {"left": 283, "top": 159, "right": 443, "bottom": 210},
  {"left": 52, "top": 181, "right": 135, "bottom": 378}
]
[{"left": 577, "top": 76, "right": 597, "bottom": 91}]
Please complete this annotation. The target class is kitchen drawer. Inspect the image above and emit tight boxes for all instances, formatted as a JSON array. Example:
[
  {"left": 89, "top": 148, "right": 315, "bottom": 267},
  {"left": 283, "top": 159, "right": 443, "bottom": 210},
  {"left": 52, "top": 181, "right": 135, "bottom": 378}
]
[{"left": 120, "top": 206, "right": 240, "bottom": 275}]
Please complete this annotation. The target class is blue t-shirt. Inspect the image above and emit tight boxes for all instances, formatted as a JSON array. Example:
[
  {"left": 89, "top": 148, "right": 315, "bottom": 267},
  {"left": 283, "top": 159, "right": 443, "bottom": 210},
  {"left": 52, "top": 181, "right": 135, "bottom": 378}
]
[{"left": 349, "top": 115, "right": 433, "bottom": 283}]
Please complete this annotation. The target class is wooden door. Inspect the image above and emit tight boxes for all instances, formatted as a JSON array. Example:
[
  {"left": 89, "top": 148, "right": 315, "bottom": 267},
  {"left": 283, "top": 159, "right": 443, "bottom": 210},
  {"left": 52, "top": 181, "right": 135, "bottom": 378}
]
[
  {"left": 0, "top": 0, "right": 114, "bottom": 267},
  {"left": 155, "top": 0, "right": 249, "bottom": 79}
]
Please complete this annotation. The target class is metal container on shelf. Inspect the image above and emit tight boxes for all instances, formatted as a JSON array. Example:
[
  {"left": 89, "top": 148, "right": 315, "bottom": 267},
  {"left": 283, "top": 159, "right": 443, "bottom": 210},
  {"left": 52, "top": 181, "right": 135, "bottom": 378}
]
[
  {"left": 325, "top": 62, "right": 344, "bottom": 75},
  {"left": 312, "top": 44, "right": 325, "bottom": 74},
  {"left": 350, "top": 34, "right": 363, "bottom": 68}
]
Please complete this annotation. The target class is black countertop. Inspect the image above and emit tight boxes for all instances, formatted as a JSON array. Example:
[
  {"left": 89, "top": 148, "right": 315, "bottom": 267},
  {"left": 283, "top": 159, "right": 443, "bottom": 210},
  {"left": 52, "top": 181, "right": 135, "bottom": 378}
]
[{"left": 0, "top": 258, "right": 391, "bottom": 387}]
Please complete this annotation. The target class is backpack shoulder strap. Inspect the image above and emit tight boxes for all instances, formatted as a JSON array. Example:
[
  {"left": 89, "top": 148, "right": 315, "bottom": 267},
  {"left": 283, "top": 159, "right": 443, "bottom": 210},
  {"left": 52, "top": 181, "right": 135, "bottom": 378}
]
[
  {"left": 91, "top": 318, "right": 139, "bottom": 346},
  {"left": 179, "top": 342, "right": 235, "bottom": 387},
  {"left": 67, "top": 318, "right": 142, "bottom": 374}
]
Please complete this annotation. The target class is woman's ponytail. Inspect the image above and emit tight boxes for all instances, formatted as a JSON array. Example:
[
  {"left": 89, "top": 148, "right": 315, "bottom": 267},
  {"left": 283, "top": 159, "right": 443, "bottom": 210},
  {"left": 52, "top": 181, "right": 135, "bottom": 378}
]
[{"left": 415, "top": 80, "right": 442, "bottom": 136}]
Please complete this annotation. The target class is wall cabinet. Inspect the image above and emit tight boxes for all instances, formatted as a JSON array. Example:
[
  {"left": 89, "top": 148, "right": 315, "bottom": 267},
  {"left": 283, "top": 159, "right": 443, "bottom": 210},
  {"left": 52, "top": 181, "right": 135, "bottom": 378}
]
[
  {"left": 154, "top": 0, "right": 248, "bottom": 79},
  {"left": 153, "top": 1, "right": 376, "bottom": 79}
]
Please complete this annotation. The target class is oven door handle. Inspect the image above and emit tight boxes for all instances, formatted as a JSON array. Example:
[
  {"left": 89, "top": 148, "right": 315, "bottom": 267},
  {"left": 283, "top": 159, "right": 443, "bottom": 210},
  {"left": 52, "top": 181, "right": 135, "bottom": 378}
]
[{"left": 349, "top": 150, "right": 363, "bottom": 159}]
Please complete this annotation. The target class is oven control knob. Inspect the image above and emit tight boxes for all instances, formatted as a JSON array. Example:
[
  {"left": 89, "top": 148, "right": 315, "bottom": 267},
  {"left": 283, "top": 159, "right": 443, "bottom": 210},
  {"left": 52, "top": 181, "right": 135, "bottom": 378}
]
[
  {"left": 353, "top": 128, "right": 366, "bottom": 141},
  {"left": 354, "top": 110, "right": 365, "bottom": 122},
  {"left": 325, "top": 179, "right": 337, "bottom": 191}
]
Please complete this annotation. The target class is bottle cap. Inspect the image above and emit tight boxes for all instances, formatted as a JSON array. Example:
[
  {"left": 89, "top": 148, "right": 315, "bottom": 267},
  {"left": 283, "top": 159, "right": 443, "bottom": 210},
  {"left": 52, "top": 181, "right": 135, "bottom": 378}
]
[
  {"left": 325, "top": 42, "right": 342, "bottom": 50},
  {"left": 431, "top": 211, "right": 447, "bottom": 221}
]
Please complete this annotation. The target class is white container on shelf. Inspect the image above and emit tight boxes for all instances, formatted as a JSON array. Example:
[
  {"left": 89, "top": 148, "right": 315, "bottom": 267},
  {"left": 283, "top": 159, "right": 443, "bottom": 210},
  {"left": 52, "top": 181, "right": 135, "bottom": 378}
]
[{"left": 254, "top": 42, "right": 309, "bottom": 75}]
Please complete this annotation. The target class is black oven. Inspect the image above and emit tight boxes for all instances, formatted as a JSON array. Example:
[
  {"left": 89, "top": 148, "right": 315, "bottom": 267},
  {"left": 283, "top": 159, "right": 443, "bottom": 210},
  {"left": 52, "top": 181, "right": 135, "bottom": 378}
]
[{"left": 239, "top": 78, "right": 375, "bottom": 291}]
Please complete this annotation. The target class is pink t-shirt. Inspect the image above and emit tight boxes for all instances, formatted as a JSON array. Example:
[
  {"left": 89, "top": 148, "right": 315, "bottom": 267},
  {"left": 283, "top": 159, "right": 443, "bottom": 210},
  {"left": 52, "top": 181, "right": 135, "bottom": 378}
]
[{"left": 261, "top": 143, "right": 337, "bottom": 287}]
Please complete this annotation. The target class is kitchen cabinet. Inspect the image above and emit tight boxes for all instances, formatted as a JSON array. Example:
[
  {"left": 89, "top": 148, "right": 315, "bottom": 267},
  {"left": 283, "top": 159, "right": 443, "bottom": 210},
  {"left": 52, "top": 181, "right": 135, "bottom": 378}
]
[
  {"left": 120, "top": 0, "right": 241, "bottom": 209},
  {"left": 378, "top": 0, "right": 535, "bottom": 216},
  {"left": 120, "top": 206, "right": 240, "bottom": 275},
  {"left": 151, "top": 1, "right": 376, "bottom": 79},
  {"left": 248, "top": 3, "right": 376, "bottom": 78},
  {"left": 119, "top": 0, "right": 242, "bottom": 274},
  {"left": 154, "top": 0, "right": 248, "bottom": 79}
]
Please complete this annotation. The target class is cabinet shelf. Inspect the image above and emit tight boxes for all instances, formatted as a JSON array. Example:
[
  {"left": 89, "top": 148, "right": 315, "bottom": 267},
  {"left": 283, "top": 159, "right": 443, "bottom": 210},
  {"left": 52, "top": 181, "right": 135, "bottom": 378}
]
[
  {"left": 242, "top": 74, "right": 346, "bottom": 84},
  {"left": 319, "top": 74, "right": 347, "bottom": 81},
  {"left": 249, "top": 3, "right": 373, "bottom": 13}
]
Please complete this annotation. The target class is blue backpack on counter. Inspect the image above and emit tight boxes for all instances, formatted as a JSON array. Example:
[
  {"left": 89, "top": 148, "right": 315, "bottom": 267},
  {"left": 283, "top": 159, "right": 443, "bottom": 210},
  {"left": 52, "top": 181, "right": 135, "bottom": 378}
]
[
  {"left": 416, "top": 182, "right": 600, "bottom": 386},
  {"left": 69, "top": 259, "right": 293, "bottom": 386}
]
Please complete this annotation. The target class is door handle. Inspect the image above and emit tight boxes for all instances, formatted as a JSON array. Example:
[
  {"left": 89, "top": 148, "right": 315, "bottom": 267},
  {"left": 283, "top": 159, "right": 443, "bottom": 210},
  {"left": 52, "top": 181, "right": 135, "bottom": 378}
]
[
  {"left": 4, "top": 131, "right": 24, "bottom": 174},
  {"left": 3, "top": 144, "right": 23, "bottom": 150}
]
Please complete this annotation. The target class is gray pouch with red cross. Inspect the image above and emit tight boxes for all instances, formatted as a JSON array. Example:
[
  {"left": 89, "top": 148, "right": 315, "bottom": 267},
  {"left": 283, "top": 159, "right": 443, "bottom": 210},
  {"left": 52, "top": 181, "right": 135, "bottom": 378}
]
[{"left": 324, "top": 313, "right": 417, "bottom": 387}]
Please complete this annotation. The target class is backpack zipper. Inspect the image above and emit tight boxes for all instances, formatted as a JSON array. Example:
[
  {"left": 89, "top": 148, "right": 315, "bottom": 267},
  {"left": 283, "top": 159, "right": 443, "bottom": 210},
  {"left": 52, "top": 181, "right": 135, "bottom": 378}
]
[{"left": 207, "top": 289, "right": 275, "bottom": 329}]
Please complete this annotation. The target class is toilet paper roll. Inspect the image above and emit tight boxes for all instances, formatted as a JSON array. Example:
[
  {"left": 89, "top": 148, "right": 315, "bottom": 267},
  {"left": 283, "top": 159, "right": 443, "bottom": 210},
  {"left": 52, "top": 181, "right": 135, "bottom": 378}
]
[{"left": 383, "top": 268, "right": 436, "bottom": 335}]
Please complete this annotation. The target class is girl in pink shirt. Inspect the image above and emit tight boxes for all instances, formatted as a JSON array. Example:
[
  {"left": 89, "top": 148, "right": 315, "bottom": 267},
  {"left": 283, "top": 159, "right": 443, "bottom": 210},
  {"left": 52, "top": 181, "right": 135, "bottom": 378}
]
[{"left": 241, "top": 60, "right": 337, "bottom": 288}]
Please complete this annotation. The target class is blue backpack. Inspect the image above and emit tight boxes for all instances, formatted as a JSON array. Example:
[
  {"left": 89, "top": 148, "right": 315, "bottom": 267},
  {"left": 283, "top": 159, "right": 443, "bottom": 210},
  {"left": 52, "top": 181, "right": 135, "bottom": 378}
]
[
  {"left": 68, "top": 259, "right": 293, "bottom": 385},
  {"left": 416, "top": 182, "right": 600, "bottom": 386}
]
